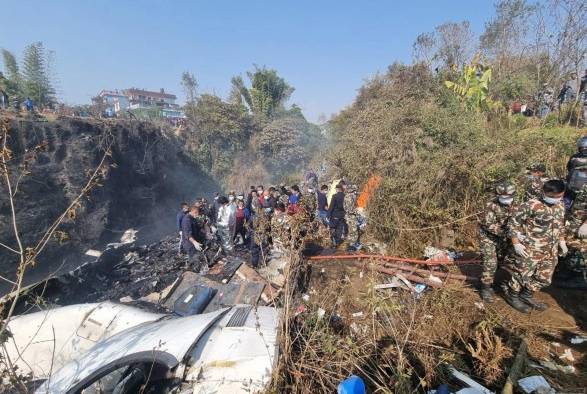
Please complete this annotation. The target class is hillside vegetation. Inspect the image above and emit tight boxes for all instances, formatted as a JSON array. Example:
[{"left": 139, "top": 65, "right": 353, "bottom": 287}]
[
  {"left": 329, "top": 63, "right": 585, "bottom": 255},
  {"left": 327, "top": 0, "right": 587, "bottom": 254}
]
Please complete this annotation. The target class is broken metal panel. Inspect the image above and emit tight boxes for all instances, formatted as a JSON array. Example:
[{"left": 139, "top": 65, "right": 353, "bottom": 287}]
[
  {"left": 184, "top": 306, "right": 280, "bottom": 391},
  {"left": 1, "top": 302, "right": 164, "bottom": 380},
  {"left": 202, "top": 282, "right": 265, "bottom": 313},
  {"left": 37, "top": 308, "right": 229, "bottom": 394},
  {"left": 76, "top": 302, "right": 165, "bottom": 341},
  {"left": 225, "top": 305, "right": 253, "bottom": 327}
]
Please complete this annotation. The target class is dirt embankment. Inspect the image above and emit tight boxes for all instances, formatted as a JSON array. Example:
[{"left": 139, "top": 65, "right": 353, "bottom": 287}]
[{"left": 0, "top": 116, "right": 220, "bottom": 293}]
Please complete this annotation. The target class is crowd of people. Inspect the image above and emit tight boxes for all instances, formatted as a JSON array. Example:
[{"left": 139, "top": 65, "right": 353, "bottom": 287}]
[
  {"left": 515, "top": 69, "right": 587, "bottom": 120},
  {"left": 175, "top": 179, "right": 367, "bottom": 273},
  {"left": 176, "top": 133, "right": 587, "bottom": 315},
  {"left": 479, "top": 136, "right": 587, "bottom": 313}
]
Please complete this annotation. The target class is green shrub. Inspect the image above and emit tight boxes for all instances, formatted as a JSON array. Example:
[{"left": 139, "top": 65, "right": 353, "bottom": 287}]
[{"left": 329, "top": 65, "right": 586, "bottom": 255}]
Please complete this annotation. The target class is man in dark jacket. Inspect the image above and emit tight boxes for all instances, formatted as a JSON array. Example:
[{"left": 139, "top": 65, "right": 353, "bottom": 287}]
[
  {"left": 328, "top": 183, "right": 346, "bottom": 247},
  {"left": 176, "top": 202, "right": 189, "bottom": 254},
  {"left": 317, "top": 185, "right": 329, "bottom": 226},
  {"left": 182, "top": 205, "right": 204, "bottom": 260}
]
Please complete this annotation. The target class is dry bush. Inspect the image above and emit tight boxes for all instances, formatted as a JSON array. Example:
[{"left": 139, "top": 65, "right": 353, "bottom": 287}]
[
  {"left": 271, "top": 253, "right": 521, "bottom": 393},
  {"left": 329, "top": 64, "right": 586, "bottom": 255},
  {"left": 466, "top": 324, "right": 512, "bottom": 385}
]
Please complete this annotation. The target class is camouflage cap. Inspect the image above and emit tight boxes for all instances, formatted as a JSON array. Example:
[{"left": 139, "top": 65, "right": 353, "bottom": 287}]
[
  {"left": 527, "top": 163, "right": 546, "bottom": 173},
  {"left": 495, "top": 181, "right": 516, "bottom": 196}
]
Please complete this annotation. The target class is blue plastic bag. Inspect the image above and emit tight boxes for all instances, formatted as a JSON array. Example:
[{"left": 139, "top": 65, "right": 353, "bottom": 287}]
[{"left": 337, "top": 375, "right": 366, "bottom": 394}]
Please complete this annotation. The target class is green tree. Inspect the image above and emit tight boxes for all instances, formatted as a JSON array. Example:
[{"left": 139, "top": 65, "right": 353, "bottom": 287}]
[
  {"left": 181, "top": 71, "right": 198, "bottom": 120},
  {"left": 1, "top": 49, "right": 23, "bottom": 101},
  {"left": 230, "top": 66, "right": 294, "bottom": 119},
  {"left": 181, "top": 71, "right": 198, "bottom": 104},
  {"left": 22, "top": 42, "right": 55, "bottom": 107},
  {"left": 186, "top": 94, "right": 251, "bottom": 178}
]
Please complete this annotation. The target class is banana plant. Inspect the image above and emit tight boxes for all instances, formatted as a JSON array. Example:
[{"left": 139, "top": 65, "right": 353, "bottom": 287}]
[{"left": 444, "top": 54, "right": 500, "bottom": 112}]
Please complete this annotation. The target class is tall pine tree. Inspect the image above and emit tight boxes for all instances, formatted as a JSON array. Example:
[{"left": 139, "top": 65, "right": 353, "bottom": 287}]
[
  {"left": 1, "top": 49, "right": 23, "bottom": 101},
  {"left": 22, "top": 42, "right": 55, "bottom": 106}
]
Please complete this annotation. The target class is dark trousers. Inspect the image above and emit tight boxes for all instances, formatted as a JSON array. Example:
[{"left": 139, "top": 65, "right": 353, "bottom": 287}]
[
  {"left": 249, "top": 233, "right": 268, "bottom": 269},
  {"left": 234, "top": 223, "right": 246, "bottom": 242},
  {"left": 329, "top": 217, "right": 347, "bottom": 246}
]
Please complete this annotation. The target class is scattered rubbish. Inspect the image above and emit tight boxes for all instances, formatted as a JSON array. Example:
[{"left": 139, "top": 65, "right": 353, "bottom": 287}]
[
  {"left": 456, "top": 389, "right": 487, "bottom": 394},
  {"left": 551, "top": 342, "right": 561, "bottom": 347},
  {"left": 428, "top": 274, "right": 443, "bottom": 284},
  {"left": 84, "top": 249, "right": 102, "bottom": 257},
  {"left": 139, "top": 292, "right": 161, "bottom": 303},
  {"left": 414, "top": 284, "right": 427, "bottom": 294},
  {"left": 235, "top": 264, "right": 279, "bottom": 303},
  {"left": 424, "top": 246, "right": 458, "bottom": 262},
  {"left": 337, "top": 375, "right": 366, "bottom": 394},
  {"left": 559, "top": 348, "right": 575, "bottom": 362},
  {"left": 317, "top": 308, "right": 326, "bottom": 320},
  {"left": 351, "top": 311, "right": 364, "bottom": 318},
  {"left": 518, "top": 376, "right": 554, "bottom": 394},
  {"left": 295, "top": 305, "right": 306, "bottom": 315},
  {"left": 359, "top": 271, "right": 364, "bottom": 279},
  {"left": 474, "top": 302, "right": 485, "bottom": 311},
  {"left": 119, "top": 296, "right": 133, "bottom": 303},
  {"left": 374, "top": 283, "right": 399, "bottom": 290},
  {"left": 570, "top": 335, "right": 587, "bottom": 344},
  {"left": 448, "top": 366, "right": 492, "bottom": 394},
  {"left": 119, "top": 228, "right": 138, "bottom": 244},
  {"left": 536, "top": 360, "right": 576, "bottom": 374},
  {"left": 395, "top": 273, "right": 415, "bottom": 291},
  {"left": 302, "top": 294, "right": 310, "bottom": 302}
]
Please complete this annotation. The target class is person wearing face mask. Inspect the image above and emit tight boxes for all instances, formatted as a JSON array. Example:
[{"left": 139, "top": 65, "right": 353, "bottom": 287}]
[
  {"left": 478, "top": 182, "right": 517, "bottom": 303},
  {"left": 555, "top": 164, "right": 587, "bottom": 289},
  {"left": 505, "top": 179, "right": 567, "bottom": 313},
  {"left": 524, "top": 163, "right": 549, "bottom": 201}
]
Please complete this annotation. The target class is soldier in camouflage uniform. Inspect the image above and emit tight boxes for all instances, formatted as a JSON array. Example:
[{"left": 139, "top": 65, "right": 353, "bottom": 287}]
[
  {"left": 478, "top": 182, "right": 517, "bottom": 303},
  {"left": 300, "top": 186, "right": 317, "bottom": 222},
  {"left": 557, "top": 164, "right": 587, "bottom": 289},
  {"left": 344, "top": 184, "right": 360, "bottom": 250},
  {"left": 565, "top": 137, "right": 587, "bottom": 208},
  {"left": 567, "top": 136, "right": 587, "bottom": 181},
  {"left": 506, "top": 179, "right": 567, "bottom": 313},
  {"left": 524, "top": 163, "right": 549, "bottom": 201}
]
